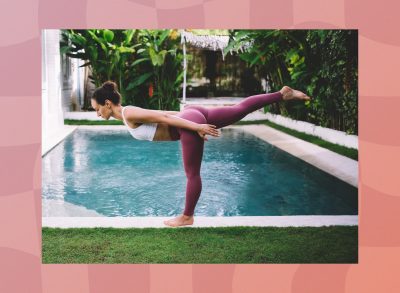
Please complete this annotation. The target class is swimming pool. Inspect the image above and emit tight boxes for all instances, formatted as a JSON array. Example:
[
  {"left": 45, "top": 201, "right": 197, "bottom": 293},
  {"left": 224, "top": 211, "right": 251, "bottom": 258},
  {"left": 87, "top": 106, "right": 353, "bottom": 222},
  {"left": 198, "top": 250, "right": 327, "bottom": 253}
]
[{"left": 42, "top": 128, "right": 358, "bottom": 217}]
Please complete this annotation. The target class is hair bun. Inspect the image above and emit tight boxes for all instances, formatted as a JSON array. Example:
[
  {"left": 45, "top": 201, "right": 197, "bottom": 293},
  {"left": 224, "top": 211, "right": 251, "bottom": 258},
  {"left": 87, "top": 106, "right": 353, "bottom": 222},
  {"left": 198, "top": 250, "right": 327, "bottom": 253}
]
[{"left": 102, "top": 80, "right": 118, "bottom": 92}]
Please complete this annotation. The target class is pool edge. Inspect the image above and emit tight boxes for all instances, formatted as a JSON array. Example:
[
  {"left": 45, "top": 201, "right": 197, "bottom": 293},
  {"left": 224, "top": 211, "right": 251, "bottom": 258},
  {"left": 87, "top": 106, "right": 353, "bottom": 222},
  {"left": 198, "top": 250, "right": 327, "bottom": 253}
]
[{"left": 42, "top": 215, "right": 358, "bottom": 228}]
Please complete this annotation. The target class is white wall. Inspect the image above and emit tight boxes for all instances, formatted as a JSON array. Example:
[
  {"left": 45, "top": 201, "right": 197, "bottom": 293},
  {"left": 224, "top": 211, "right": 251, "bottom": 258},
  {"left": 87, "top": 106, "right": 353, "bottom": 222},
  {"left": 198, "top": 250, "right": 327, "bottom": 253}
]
[{"left": 42, "top": 30, "right": 64, "bottom": 147}]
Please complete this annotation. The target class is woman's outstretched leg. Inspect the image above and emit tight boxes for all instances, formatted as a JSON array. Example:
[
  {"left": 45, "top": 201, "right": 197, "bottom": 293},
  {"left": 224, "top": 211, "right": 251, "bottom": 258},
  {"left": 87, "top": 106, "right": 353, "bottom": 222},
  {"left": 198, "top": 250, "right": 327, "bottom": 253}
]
[
  {"left": 206, "top": 86, "right": 310, "bottom": 128},
  {"left": 206, "top": 91, "right": 283, "bottom": 128}
]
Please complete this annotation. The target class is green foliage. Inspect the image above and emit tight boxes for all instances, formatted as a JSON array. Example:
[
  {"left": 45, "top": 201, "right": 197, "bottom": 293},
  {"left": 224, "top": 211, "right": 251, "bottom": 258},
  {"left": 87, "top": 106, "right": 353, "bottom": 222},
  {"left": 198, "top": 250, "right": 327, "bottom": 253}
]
[
  {"left": 226, "top": 30, "right": 358, "bottom": 134},
  {"left": 61, "top": 29, "right": 183, "bottom": 110},
  {"left": 61, "top": 29, "right": 358, "bottom": 131},
  {"left": 136, "top": 30, "right": 184, "bottom": 110}
]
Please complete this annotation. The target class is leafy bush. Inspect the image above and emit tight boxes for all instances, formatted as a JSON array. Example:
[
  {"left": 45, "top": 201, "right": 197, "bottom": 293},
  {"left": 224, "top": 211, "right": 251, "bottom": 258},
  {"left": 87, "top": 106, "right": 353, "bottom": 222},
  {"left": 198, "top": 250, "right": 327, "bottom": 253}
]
[
  {"left": 61, "top": 29, "right": 183, "bottom": 110},
  {"left": 225, "top": 30, "right": 358, "bottom": 134}
]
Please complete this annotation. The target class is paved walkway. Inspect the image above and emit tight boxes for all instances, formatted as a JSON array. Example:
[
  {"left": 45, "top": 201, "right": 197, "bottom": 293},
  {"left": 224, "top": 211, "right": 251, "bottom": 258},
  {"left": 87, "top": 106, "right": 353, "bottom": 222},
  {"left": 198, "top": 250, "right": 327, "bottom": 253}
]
[{"left": 42, "top": 125, "right": 78, "bottom": 157}]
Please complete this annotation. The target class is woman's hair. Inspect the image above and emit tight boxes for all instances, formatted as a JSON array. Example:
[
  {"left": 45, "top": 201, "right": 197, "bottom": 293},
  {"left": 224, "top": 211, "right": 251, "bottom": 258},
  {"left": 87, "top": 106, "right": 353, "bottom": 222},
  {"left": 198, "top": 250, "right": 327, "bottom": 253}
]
[{"left": 92, "top": 81, "right": 121, "bottom": 105}]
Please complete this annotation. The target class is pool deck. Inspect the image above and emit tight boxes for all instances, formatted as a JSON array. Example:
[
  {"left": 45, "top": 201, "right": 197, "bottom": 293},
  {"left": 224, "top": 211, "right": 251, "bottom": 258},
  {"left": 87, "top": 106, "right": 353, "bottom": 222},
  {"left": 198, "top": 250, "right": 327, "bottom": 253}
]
[
  {"left": 42, "top": 124, "right": 358, "bottom": 228},
  {"left": 42, "top": 215, "right": 358, "bottom": 228},
  {"left": 42, "top": 125, "right": 78, "bottom": 157}
]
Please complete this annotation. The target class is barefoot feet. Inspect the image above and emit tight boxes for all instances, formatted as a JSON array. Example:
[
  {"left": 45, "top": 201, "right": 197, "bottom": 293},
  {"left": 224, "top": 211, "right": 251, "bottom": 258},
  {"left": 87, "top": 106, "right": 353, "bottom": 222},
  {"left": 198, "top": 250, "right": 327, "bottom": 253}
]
[
  {"left": 280, "top": 86, "right": 311, "bottom": 101},
  {"left": 164, "top": 214, "right": 194, "bottom": 227}
]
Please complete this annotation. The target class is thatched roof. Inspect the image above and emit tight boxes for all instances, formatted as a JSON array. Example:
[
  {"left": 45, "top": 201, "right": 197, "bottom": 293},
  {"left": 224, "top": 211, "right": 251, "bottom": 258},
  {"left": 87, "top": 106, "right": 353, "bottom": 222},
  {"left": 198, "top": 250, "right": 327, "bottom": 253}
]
[{"left": 179, "top": 29, "right": 252, "bottom": 59}]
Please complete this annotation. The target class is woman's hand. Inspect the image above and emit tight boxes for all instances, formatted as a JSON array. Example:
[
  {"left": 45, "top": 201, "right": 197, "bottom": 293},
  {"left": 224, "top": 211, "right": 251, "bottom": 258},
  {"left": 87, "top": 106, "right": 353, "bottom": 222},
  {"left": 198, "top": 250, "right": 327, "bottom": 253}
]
[{"left": 197, "top": 124, "right": 220, "bottom": 141}]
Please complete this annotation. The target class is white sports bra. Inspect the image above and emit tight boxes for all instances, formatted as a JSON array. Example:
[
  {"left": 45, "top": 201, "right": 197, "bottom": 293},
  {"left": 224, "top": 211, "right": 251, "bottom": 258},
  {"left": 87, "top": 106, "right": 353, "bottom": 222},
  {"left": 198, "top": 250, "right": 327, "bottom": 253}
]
[
  {"left": 122, "top": 106, "right": 157, "bottom": 141},
  {"left": 121, "top": 106, "right": 187, "bottom": 141}
]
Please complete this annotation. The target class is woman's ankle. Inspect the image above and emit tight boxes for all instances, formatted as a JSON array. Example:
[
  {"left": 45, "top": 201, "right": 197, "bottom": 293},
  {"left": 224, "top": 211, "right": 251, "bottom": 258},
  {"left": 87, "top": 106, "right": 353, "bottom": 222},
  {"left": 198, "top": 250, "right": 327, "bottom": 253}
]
[{"left": 280, "top": 86, "right": 292, "bottom": 100}]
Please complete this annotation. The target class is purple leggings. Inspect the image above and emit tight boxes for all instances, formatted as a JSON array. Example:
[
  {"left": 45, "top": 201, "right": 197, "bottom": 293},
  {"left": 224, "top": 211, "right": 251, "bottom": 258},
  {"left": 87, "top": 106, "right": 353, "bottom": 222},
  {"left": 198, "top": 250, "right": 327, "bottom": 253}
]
[{"left": 168, "top": 91, "right": 283, "bottom": 216}]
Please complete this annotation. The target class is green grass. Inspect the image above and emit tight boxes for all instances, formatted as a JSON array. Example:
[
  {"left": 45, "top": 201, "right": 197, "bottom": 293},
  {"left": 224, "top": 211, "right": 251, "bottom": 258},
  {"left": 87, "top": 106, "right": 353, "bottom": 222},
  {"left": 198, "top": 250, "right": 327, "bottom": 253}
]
[
  {"left": 42, "top": 226, "right": 358, "bottom": 264},
  {"left": 64, "top": 118, "right": 358, "bottom": 160},
  {"left": 236, "top": 119, "right": 358, "bottom": 161},
  {"left": 65, "top": 119, "right": 124, "bottom": 125}
]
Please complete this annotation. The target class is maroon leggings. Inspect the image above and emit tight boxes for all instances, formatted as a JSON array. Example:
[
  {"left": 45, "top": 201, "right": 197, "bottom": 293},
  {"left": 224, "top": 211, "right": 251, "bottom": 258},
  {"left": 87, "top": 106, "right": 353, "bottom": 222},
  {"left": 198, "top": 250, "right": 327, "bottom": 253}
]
[{"left": 168, "top": 91, "right": 283, "bottom": 216}]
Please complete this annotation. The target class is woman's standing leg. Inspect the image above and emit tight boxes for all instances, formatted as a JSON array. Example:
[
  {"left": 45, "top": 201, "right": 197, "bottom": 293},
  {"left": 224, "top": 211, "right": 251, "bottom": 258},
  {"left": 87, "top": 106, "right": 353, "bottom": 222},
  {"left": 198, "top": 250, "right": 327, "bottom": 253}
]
[
  {"left": 180, "top": 128, "right": 204, "bottom": 216},
  {"left": 164, "top": 109, "right": 207, "bottom": 227}
]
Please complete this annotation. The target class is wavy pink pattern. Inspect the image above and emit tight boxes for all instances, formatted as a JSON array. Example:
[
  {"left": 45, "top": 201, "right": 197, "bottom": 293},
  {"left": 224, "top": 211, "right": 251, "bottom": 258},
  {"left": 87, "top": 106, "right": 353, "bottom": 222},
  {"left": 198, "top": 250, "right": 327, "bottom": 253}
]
[
  {"left": 250, "top": 0, "right": 293, "bottom": 28},
  {"left": 359, "top": 36, "right": 400, "bottom": 97},
  {"left": 345, "top": 0, "right": 400, "bottom": 46},
  {"left": 0, "top": 191, "right": 41, "bottom": 255},
  {"left": 204, "top": 0, "right": 250, "bottom": 28},
  {"left": 0, "top": 39, "right": 41, "bottom": 96},
  {"left": 292, "top": 265, "right": 351, "bottom": 293},
  {"left": 0, "top": 248, "right": 42, "bottom": 292},
  {"left": 192, "top": 265, "right": 235, "bottom": 292},
  {"left": 88, "top": 265, "right": 151, "bottom": 292},
  {"left": 360, "top": 96, "right": 400, "bottom": 146},
  {"left": 293, "top": 0, "right": 345, "bottom": 27},
  {"left": 359, "top": 184, "right": 400, "bottom": 246},
  {"left": 0, "top": 144, "right": 41, "bottom": 196},
  {"left": 157, "top": 4, "right": 205, "bottom": 28},
  {"left": 232, "top": 265, "right": 299, "bottom": 292},
  {"left": 87, "top": 0, "right": 158, "bottom": 28},
  {"left": 155, "top": 0, "right": 204, "bottom": 10},
  {"left": 0, "top": 0, "right": 39, "bottom": 47},
  {"left": 346, "top": 247, "right": 400, "bottom": 292},
  {"left": 0, "top": 0, "right": 397, "bottom": 292},
  {"left": 359, "top": 140, "right": 400, "bottom": 197},
  {"left": 0, "top": 97, "right": 41, "bottom": 147},
  {"left": 41, "top": 265, "right": 90, "bottom": 293},
  {"left": 149, "top": 264, "right": 193, "bottom": 293}
]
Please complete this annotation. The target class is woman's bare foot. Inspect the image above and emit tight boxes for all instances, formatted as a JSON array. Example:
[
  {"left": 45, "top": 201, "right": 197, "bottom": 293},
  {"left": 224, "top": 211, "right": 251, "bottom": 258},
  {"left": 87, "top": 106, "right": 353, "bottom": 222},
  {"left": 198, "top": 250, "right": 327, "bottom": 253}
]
[
  {"left": 164, "top": 214, "right": 194, "bottom": 227},
  {"left": 280, "top": 86, "right": 311, "bottom": 101}
]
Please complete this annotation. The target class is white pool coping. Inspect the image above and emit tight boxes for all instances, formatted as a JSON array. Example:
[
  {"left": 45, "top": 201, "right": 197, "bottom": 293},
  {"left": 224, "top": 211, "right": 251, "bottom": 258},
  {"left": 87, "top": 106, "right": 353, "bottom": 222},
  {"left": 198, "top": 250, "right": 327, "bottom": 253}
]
[
  {"left": 42, "top": 215, "right": 358, "bottom": 228},
  {"left": 42, "top": 125, "right": 78, "bottom": 157}
]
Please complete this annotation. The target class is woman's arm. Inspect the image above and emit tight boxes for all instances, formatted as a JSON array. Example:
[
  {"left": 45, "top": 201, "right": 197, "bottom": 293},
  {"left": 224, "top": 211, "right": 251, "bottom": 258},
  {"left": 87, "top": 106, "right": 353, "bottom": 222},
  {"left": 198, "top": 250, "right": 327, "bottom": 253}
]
[{"left": 125, "top": 106, "right": 219, "bottom": 139}]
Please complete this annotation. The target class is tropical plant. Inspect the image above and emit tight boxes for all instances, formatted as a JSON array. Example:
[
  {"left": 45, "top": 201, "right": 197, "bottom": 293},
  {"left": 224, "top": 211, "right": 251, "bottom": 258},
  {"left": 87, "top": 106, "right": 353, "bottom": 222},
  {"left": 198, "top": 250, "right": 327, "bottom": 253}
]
[
  {"left": 61, "top": 29, "right": 184, "bottom": 110},
  {"left": 132, "top": 30, "right": 184, "bottom": 110},
  {"left": 224, "top": 29, "right": 358, "bottom": 134}
]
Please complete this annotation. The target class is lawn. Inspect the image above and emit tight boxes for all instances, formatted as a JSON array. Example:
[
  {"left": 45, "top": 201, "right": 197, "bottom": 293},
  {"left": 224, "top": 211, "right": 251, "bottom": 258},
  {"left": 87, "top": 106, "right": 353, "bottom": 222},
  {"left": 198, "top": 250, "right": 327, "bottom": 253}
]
[
  {"left": 42, "top": 226, "right": 358, "bottom": 264},
  {"left": 64, "top": 119, "right": 124, "bottom": 125}
]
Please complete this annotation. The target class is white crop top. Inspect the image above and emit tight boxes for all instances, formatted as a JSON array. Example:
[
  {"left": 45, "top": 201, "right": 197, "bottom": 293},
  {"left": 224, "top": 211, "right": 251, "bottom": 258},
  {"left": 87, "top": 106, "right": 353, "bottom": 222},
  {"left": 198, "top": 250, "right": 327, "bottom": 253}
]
[
  {"left": 122, "top": 106, "right": 158, "bottom": 141},
  {"left": 121, "top": 106, "right": 187, "bottom": 141}
]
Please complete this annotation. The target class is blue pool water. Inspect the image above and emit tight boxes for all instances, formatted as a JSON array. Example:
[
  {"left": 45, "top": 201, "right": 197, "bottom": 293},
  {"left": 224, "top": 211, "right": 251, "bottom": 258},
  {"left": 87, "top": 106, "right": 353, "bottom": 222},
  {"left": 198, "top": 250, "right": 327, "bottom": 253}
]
[{"left": 42, "top": 128, "right": 358, "bottom": 216}]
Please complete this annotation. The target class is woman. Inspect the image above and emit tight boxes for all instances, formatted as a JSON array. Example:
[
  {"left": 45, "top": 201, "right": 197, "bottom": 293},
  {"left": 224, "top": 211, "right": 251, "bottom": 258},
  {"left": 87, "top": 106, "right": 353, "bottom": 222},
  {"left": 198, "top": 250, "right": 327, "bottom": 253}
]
[{"left": 91, "top": 81, "right": 311, "bottom": 227}]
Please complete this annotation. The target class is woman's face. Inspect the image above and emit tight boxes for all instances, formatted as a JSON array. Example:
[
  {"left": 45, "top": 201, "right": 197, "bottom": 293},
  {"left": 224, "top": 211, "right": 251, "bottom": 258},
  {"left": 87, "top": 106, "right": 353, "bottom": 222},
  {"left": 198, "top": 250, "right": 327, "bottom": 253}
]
[{"left": 91, "top": 99, "right": 112, "bottom": 120}]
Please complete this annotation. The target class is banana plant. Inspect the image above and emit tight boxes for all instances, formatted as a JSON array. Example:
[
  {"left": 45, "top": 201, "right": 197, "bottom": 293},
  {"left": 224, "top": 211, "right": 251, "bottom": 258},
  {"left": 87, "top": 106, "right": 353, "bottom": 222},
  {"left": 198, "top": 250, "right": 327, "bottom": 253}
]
[
  {"left": 133, "top": 29, "right": 183, "bottom": 110},
  {"left": 60, "top": 29, "right": 146, "bottom": 105}
]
